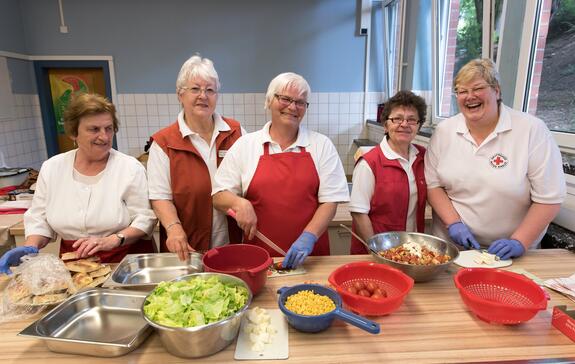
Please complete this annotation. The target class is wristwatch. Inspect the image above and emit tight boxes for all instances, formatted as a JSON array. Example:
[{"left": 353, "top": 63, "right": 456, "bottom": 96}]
[{"left": 115, "top": 233, "right": 126, "bottom": 247}]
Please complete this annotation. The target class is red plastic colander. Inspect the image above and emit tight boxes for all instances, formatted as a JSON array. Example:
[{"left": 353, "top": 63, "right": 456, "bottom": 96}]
[
  {"left": 454, "top": 268, "right": 547, "bottom": 324},
  {"left": 328, "top": 261, "right": 414, "bottom": 316}
]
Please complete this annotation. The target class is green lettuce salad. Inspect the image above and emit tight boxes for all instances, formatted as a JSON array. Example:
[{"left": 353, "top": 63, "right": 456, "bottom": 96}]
[{"left": 144, "top": 276, "right": 249, "bottom": 328}]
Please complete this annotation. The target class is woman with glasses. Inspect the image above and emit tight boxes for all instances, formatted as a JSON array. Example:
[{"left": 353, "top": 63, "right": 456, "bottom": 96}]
[
  {"left": 212, "top": 72, "right": 349, "bottom": 269},
  {"left": 349, "top": 91, "right": 428, "bottom": 254},
  {"left": 147, "top": 55, "right": 244, "bottom": 261},
  {"left": 425, "top": 58, "right": 565, "bottom": 260}
]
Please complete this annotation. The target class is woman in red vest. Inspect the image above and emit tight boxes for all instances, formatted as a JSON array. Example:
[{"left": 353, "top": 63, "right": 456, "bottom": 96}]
[
  {"left": 212, "top": 72, "right": 349, "bottom": 269},
  {"left": 147, "top": 55, "right": 244, "bottom": 261},
  {"left": 349, "top": 91, "right": 427, "bottom": 254}
]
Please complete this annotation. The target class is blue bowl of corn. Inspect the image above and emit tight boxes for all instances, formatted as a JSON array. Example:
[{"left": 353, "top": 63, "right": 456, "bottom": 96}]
[{"left": 277, "top": 284, "right": 380, "bottom": 334}]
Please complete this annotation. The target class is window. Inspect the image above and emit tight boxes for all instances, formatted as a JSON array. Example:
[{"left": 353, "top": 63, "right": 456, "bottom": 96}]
[
  {"left": 381, "top": 0, "right": 405, "bottom": 98},
  {"left": 525, "top": 0, "right": 575, "bottom": 178},
  {"left": 434, "top": 0, "right": 503, "bottom": 118},
  {"left": 433, "top": 0, "right": 574, "bottom": 175}
]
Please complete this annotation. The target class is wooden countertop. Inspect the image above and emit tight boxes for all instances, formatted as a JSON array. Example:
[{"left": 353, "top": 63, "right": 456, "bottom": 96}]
[
  {"left": 8, "top": 219, "right": 24, "bottom": 236},
  {"left": 2, "top": 249, "right": 575, "bottom": 363}
]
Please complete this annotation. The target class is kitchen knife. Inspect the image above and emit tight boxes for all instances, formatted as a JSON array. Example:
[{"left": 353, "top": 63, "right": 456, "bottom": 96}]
[{"left": 226, "top": 208, "right": 287, "bottom": 256}]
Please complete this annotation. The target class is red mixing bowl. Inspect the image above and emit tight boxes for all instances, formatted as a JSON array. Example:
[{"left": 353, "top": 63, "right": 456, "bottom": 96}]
[{"left": 202, "top": 244, "right": 272, "bottom": 295}]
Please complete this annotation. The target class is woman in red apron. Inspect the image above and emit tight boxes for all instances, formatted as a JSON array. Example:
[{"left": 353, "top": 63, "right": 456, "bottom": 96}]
[
  {"left": 0, "top": 93, "right": 157, "bottom": 273},
  {"left": 212, "top": 73, "right": 349, "bottom": 269}
]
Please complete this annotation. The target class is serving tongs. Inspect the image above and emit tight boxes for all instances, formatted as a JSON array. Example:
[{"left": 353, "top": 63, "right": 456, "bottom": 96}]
[{"left": 226, "top": 209, "right": 287, "bottom": 256}]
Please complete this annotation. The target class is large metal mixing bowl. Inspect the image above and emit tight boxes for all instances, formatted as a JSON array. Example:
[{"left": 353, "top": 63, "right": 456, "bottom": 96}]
[
  {"left": 142, "top": 272, "right": 252, "bottom": 358},
  {"left": 368, "top": 232, "right": 460, "bottom": 282}
]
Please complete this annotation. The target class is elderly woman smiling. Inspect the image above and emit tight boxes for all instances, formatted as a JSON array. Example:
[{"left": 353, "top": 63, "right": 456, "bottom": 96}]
[
  {"left": 0, "top": 93, "right": 157, "bottom": 273},
  {"left": 212, "top": 72, "right": 349, "bottom": 269},
  {"left": 349, "top": 91, "right": 428, "bottom": 254},
  {"left": 425, "top": 58, "right": 566, "bottom": 260},
  {"left": 147, "top": 55, "right": 244, "bottom": 261}
]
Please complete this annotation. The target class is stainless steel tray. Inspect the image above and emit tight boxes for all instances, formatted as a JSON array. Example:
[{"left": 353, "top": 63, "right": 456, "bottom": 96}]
[
  {"left": 19, "top": 288, "right": 152, "bottom": 357},
  {"left": 102, "top": 253, "right": 203, "bottom": 290}
]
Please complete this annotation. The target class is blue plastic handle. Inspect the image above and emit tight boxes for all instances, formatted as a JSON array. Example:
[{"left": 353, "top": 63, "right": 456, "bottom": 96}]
[{"left": 332, "top": 308, "right": 380, "bottom": 334}]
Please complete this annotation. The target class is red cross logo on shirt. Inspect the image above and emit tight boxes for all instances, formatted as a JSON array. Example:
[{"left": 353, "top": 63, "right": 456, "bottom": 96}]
[{"left": 490, "top": 153, "right": 509, "bottom": 168}]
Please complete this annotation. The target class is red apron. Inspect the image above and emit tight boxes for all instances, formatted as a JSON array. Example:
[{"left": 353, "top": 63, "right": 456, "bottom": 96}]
[
  {"left": 244, "top": 143, "right": 329, "bottom": 257},
  {"left": 60, "top": 237, "right": 157, "bottom": 263}
]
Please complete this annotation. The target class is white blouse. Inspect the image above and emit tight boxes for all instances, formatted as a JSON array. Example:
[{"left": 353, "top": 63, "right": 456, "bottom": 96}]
[{"left": 24, "top": 149, "right": 157, "bottom": 240}]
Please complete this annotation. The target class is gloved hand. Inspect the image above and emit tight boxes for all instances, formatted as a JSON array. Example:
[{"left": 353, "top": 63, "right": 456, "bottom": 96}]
[
  {"left": 487, "top": 239, "right": 525, "bottom": 260},
  {"left": 0, "top": 246, "right": 39, "bottom": 275},
  {"left": 447, "top": 222, "right": 480, "bottom": 250},
  {"left": 283, "top": 232, "right": 317, "bottom": 269}
]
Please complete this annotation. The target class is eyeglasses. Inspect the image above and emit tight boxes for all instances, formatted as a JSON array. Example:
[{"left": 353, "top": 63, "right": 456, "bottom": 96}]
[
  {"left": 274, "top": 94, "right": 309, "bottom": 109},
  {"left": 387, "top": 117, "right": 420, "bottom": 126},
  {"left": 180, "top": 86, "right": 217, "bottom": 97},
  {"left": 454, "top": 84, "right": 491, "bottom": 98}
]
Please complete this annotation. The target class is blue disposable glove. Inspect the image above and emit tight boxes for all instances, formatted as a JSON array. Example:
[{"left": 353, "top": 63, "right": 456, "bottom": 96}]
[
  {"left": 447, "top": 222, "right": 480, "bottom": 250},
  {"left": 487, "top": 239, "right": 525, "bottom": 260},
  {"left": 283, "top": 232, "right": 317, "bottom": 269},
  {"left": 0, "top": 246, "right": 39, "bottom": 275}
]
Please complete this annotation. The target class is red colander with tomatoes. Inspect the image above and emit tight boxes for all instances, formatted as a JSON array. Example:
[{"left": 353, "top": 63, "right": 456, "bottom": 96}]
[{"left": 328, "top": 261, "right": 414, "bottom": 316}]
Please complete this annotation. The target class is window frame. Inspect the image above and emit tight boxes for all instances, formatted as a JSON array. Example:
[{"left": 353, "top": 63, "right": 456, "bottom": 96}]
[{"left": 381, "top": 0, "right": 406, "bottom": 98}]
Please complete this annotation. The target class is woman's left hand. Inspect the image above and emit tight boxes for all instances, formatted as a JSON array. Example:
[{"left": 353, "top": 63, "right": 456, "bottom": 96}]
[
  {"left": 73, "top": 236, "right": 119, "bottom": 258},
  {"left": 487, "top": 239, "right": 525, "bottom": 260}
]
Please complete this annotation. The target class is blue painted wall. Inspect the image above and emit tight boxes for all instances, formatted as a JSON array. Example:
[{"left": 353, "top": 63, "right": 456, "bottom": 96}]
[
  {"left": 3, "top": 0, "right": 366, "bottom": 93},
  {"left": 0, "top": 0, "right": 27, "bottom": 53},
  {"left": 7, "top": 58, "right": 36, "bottom": 94},
  {"left": 0, "top": 0, "right": 35, "bottom": 94},
  {"left": 369, "top": 5, "right": 384, "bottom": 93},
  {"left": 1, "top": 0, "right": 432, "bottom": 94}
]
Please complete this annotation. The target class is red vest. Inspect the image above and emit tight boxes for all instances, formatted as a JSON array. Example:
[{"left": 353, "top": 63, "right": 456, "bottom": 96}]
[
  {"left": 350, "top": 144, "right": 427, "bottom": 254},
  {"left": 151, "top": 117, "right": 243, "bottom": 251}
]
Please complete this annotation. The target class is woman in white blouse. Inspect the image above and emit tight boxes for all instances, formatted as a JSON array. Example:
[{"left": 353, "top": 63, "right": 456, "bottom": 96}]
[{"left": 0, "top": 93, "right": 156, "bottom": 271}]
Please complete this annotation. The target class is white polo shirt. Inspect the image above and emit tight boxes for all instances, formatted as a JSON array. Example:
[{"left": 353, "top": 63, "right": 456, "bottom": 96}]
[
  {"left": 425, "top": 104, "right": 566, "bottom": 247},
  {"left": 212, "top": 121, "right": 350, "bottom": 204},
  {"left": 147, "top": 111, "right": 244, "bottom": 247},
  {"left": 25, "top": 149, "right": 156, "bottom": 240},
  {"left": 349, "top": 136, "right": 420, "bottom": 231}
]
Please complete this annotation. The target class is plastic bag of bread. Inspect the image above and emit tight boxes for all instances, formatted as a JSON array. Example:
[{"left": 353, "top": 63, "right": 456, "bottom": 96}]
[{"left": 0, "top": 254, "right": 74, "bottom": 322}]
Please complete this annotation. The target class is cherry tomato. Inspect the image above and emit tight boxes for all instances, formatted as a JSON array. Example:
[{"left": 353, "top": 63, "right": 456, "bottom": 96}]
[
  {"left": 373, "top": 288, "right": 387, "bottom": 298},
  {"left": 376, "top": 283, "right": 387, "bottom": 292},
  {"left": 353, "top": 281, "right": 366, "bottom": 290},
  {"left": 358, "top": 289, "right": 371, "bottom": 297},
  {"left": 371, "top": 292, "right": 385, "bottom": 299},
  {"left": 365, "top": 282, "right": 377, "bottom": 294},
  {"left": 346, "top": 286, "right": 358, "bottom": 295}
]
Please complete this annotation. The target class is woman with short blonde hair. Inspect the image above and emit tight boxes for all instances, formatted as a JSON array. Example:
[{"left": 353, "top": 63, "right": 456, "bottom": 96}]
[{"left": 425, "top": 58, "right": 565, "bottom": 260}]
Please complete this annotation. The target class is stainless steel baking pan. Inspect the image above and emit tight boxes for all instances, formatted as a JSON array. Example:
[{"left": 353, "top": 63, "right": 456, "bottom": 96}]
[
  {"left": 102, "top": 252, "right": 203, "bottom": 290},
  {"left": 18, "top": 288, "right": 152, "bottom": 357}
]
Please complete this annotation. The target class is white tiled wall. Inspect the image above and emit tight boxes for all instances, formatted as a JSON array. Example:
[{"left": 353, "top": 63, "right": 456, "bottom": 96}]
[
  {"left": 0, "top": 91, "right": 390, "bottom": 175},
  {"left": 0, "top": 94, "right": 46, "bottom": 170},
  {"left": 115, "top": 92, "right": 387, "bottom": 175}
]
